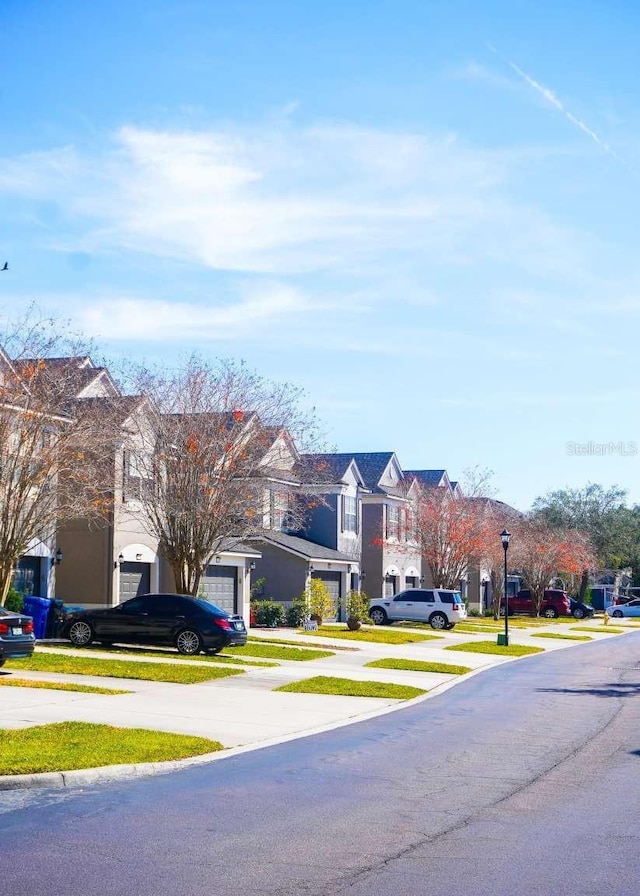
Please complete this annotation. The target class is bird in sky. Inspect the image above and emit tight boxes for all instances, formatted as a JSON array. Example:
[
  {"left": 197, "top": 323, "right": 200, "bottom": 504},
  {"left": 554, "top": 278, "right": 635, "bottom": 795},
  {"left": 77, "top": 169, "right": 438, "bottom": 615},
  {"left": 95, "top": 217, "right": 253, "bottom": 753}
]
[{"left": 1, "top": 263, "right": 7, "bottom": 271}]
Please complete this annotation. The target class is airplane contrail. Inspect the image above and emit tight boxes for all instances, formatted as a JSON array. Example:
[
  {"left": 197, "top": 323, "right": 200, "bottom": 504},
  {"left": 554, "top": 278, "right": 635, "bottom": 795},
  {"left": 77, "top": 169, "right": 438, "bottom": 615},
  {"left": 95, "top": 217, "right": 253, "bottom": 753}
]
[{"left": 487, "top": 43, "right": 624, "bottom": 167}]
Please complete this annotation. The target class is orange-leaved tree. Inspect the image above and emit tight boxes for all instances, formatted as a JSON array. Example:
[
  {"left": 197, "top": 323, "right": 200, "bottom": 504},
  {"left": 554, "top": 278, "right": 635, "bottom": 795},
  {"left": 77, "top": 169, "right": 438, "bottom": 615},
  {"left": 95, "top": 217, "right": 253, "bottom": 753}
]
[
  {"left": 415, "top": 489, "right": 493, "bottom": 591},
  {"left": 511, "top": 518, "right": 595, "bottom": 615}
]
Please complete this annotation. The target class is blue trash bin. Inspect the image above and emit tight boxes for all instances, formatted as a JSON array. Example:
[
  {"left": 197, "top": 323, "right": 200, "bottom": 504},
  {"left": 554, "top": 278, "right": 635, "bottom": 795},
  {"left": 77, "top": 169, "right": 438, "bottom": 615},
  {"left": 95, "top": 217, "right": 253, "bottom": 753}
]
[{"left": 22, "top": 596, "right": 52, "bottom": 640}]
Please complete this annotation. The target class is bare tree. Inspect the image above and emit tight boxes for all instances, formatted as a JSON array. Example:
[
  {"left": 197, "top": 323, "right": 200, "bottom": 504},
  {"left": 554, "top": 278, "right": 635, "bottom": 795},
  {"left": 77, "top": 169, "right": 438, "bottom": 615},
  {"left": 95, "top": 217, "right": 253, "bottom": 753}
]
[
  {"left": 119, "top": 355, "right": 326, "bottom": 595},
  {"left": 0, "top": 314, "right": 121, "bottom": 605}
]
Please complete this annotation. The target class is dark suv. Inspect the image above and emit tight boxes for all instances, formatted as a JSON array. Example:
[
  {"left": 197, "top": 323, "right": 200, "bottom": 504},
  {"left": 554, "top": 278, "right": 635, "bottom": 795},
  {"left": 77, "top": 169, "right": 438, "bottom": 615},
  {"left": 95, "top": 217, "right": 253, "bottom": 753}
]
[{"left": 501, "top": 588, "right": 571, "bottom": 619}]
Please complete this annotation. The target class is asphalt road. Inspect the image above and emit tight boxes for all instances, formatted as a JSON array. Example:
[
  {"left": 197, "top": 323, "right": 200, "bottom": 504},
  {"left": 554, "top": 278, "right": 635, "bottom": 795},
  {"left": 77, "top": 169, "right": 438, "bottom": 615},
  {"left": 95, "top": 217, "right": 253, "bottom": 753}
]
[{"left": 2, "top": 633, "right": 639, "bottom": 896}]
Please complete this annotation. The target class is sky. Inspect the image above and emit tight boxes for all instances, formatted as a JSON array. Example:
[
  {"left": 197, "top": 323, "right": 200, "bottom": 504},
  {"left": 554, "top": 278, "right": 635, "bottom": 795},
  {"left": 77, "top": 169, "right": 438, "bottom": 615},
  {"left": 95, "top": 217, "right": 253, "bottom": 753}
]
[{"left": 1, "top": 0, "right": 639, "bottom": 510}]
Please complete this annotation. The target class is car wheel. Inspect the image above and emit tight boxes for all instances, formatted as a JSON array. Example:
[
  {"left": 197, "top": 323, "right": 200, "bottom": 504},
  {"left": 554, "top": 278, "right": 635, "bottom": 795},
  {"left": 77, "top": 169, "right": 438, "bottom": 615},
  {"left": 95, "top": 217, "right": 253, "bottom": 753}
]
[
  {"left": 68, "top": 620, "right": 94, "bottom": 647},
  {"left": 429, "top": 612, "right": 448, "bottom": 630},
  {"left": 542, "top": 607, "right": 558, "bottom": 618},
  {"left": 176, "top": 629, "right": 203, "bottom": 655},
  {"left": 368, "top": 607, "right": 388, "bottom": 626},
  {"left": 572, "top": 608, "right": 585, "bottom": 619},
  {"left": 612, "top": 610, "right": 624, "bottom": 618}
]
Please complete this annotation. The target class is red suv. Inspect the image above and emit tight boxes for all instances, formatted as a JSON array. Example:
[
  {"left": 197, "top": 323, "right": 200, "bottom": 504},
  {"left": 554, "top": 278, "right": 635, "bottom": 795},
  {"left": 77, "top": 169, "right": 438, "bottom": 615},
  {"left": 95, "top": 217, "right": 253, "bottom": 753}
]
[{"left": 501, "top": 588, "right": 571, "bottom": 618}]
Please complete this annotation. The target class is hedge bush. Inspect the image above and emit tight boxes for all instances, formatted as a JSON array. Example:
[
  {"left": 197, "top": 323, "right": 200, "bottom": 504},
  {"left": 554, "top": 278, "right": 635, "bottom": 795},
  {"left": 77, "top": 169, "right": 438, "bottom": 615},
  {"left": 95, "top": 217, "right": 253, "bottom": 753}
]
[{"left": 251, "top": 600, "right": 285, "bottom": 627}]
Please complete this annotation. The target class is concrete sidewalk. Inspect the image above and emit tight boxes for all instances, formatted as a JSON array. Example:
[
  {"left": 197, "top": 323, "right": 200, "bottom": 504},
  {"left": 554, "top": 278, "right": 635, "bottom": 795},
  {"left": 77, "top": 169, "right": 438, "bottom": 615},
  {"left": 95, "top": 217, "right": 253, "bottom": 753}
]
[{"left": 0, "top": 619, "right": 626, "bottom": 789}]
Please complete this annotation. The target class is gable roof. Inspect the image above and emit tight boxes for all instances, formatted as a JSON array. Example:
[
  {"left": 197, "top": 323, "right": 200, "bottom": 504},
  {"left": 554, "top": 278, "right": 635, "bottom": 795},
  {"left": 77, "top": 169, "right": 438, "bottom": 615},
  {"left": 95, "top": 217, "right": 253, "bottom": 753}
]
[
  {"left": 405, "top": 469, "right": 449, "bottom": 489},
  {"left": 249, "top": 531, "right": 355, "bottom": 563},
  {"left": 298, "top": 453, "right": 366, "bottom": 488}
]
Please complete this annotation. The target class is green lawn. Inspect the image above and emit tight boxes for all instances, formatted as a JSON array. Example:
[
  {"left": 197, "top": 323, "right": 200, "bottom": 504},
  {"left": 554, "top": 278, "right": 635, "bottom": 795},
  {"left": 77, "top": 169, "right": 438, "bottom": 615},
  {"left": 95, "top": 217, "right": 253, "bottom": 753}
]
[
  {"left": 453, "top": 623, "right": 503, "bottom": 634},
  {"left": 365, "top": 658, "right": 472, "bottom": 675},
  {"left": 274, "top": 675, "right": 426, "bottom": 700},
  {"left": 572, "top": 626, "right": 624, "bottom": 634},
  {"left": 444, "top": 641, "right": 545, "bottom": 657},
  {"left": 531, "top": 632, "right": 592, "bottom": 641},
  {"left": 224, "top": 642, "right": 334, "bottom": 661},
  {"left": 301, "top": 626, "right": 440, "bottom": 644},
  {"left": 44, "top": 643, "right": 278, "bottom": 667},
  {"left": 10, "top": 653, "right": 244, "bottom": 684},
  {"left": 249, "top": 635, "right": 357, "bottom": 651},
  {"left": 0, "top": 722, "right": 222, "bottom": 776},
  {"left": 0, "top": 677, "right": 130, "bottom": 694}
]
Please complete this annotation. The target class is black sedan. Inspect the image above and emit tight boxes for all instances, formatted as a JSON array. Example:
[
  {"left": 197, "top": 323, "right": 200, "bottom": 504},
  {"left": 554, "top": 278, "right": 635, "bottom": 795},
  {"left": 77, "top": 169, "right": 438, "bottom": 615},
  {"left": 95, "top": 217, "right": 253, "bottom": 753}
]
[
  {"left": 569, "top": 597, "right": 595, "bottom": 619},
  {"left": 64, "top": 593, "right": 247, "bottom": 655},
  {"left": 0, "top": 605, "right": 36, "bottom": 666}
]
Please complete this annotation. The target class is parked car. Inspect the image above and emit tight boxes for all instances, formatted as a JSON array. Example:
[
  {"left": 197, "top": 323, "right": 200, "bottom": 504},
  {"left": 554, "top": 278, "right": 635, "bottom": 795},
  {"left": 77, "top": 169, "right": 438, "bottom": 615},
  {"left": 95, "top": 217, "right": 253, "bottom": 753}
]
[
  {"left": 607, "top": 599, "right": 640, "bottom": 619},
  {"left": 569, "top": 597, "right": 595, "bottom": 619},
  {"left": 0, "top": 605, "right": 36, "bottom": 667},
  {"left": 501, "top": 588, "right": 571, "bottom": 619},
  {"left": 614, "top": 587, "right": 640, "bottom": 605},
  {"left": 368, "top": 589, "right": 467, "bottom": 630},
  {"left": 64, "top": 593, "right": 247, "bottom": 655}
]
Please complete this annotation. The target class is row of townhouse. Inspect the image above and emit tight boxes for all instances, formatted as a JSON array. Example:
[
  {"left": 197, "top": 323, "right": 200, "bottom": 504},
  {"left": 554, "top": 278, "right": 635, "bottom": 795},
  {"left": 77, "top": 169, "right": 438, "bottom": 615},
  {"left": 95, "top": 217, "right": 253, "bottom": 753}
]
[{"left": 9, "top": 354, "right": 507, "bottom": 623}]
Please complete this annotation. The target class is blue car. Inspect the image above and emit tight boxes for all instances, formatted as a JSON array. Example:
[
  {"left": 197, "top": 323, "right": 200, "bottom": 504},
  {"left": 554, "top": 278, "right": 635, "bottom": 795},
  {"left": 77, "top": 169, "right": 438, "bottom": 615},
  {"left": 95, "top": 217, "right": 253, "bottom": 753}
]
[{"left": 607, "top": 598, "right": 640, "bottom": 619}]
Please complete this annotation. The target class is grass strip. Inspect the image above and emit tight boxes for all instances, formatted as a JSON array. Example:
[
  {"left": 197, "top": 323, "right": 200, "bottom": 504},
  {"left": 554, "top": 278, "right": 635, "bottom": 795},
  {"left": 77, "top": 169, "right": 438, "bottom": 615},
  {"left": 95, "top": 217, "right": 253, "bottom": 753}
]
[
  {"left": 444, "top": 641, "right": 545, "bottom": 657},
  {"left": 249, "top": 635, "right": 357, "bottom": 651},
  {"left": 531, "top": 632, "right": 592, "bottom": 641},
  {"left": 0, "top": 721, "right": 222, "bottom": 776},
  {"left": 274, "top": 675, "right": 426, "bottom": 700},
  {"left": 224, "top": 643, "right": 334, "bottom": 661},
  {"left": 10, "top": 653, "right": 243, "bottom": 684},
  {"left": 44, "top": 643, "right": 277, "bottom": 668},
  {"left": 0, "top": 677, "right": 130, "bottom": 695},
  {"left": 453, "top": 623, "right": 503, "bottom": 634},
  {"left": 572, "top": 626, "right": 624, "bottom": 634},
  {"left": 365, "top": 658, "right": 472, "bottom": 675},
  {"left": 301, "top": 626, "right": 439, "bottom": 644}
]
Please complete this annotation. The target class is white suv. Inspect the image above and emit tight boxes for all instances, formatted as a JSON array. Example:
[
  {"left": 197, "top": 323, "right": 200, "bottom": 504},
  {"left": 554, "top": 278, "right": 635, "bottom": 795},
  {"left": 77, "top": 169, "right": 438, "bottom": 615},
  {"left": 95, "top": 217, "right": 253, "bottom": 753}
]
[{"left": 368, "top": 589, "right": 467, "bottom": 630}]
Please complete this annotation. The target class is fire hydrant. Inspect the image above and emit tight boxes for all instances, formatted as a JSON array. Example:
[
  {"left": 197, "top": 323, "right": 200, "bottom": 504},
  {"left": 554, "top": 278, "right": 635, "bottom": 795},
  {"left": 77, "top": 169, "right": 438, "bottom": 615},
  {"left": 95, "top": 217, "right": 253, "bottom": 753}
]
[{"left": 603, "top": 612, "right": 609, "bottom": 626}]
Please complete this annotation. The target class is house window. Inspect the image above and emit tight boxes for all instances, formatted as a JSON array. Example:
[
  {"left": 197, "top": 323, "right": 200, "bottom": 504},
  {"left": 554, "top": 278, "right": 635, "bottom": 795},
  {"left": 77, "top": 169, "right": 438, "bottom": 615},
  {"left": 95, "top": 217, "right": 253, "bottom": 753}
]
[
  {"left": 269, "top": 490, "right": 290, "bottom": 530},
  {"left": 123, "top": 450, "right": 153, "bottom": 501},
  {"left": 342, "top": 495, "right": 358, "bottom": 533},
  {"left": 385, "top": 505, "right": 400, "bottom": 540}
]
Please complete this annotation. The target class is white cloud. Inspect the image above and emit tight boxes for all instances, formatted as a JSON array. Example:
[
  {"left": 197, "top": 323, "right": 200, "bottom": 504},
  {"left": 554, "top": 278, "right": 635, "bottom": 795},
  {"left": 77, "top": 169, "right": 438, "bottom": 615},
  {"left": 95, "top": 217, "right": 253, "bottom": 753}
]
[{"left": 0, "top": 121, "right": 589, "bottom": 282}]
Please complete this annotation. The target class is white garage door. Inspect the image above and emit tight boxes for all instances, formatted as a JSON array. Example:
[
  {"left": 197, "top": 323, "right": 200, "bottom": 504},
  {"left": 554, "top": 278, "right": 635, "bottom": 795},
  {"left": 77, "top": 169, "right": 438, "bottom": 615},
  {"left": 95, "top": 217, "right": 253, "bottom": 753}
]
[{"left": 200, "top": 565, "right": 237, "bottom": 614}]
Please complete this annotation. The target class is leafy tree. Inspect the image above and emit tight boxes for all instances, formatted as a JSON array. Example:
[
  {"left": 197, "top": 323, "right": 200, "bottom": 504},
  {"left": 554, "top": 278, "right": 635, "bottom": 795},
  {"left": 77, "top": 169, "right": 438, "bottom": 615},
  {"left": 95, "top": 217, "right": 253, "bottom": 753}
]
[
  {"left": 531, "top": 483, "right": 636, "bottom": 598},
  {"left": 511, "top": 519, "right": 595, "bottom": 615}
]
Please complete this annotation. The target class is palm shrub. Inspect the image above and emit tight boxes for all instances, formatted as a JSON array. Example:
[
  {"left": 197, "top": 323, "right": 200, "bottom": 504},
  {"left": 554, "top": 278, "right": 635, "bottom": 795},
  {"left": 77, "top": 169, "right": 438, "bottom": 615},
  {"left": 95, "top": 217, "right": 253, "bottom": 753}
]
[{"left": 345, "top": 589, "right": 370, "bottom": 630}]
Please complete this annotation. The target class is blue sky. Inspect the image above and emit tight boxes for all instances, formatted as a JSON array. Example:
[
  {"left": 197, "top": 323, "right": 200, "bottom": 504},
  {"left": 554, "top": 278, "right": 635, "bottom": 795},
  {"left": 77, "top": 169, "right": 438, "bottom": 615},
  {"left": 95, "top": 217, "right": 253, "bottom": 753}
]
[{"left": 1, "top": 0, "right": 639, "bottom": 509}]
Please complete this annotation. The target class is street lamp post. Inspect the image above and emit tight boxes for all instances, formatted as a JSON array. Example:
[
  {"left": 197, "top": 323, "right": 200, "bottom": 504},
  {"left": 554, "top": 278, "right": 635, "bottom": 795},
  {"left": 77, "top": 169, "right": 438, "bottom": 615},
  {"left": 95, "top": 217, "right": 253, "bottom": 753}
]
[{"left": 500, "top": 529, "right": 511, "bottom": 647}]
